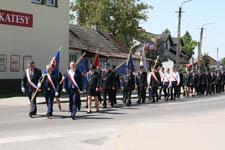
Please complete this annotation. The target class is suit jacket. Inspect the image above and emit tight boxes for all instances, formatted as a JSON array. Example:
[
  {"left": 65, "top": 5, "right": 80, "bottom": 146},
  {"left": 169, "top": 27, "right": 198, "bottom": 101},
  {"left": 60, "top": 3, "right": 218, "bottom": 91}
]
[
  {"left": 40, "top": 73, "right": 59, "bottom": 93},
  {"left": 149, "top": 73, "right": 159, "bottom": 88},
  {"left": 63, "top": 69, "right": 83, "bottom": 93},
  {"left": 136, "top": 71, "right": 147, "bottom": 88},
  {"left": 122, "top": 73, "right": 135, "bottom": 90},
  {"left": 23, "top": 68, "right": 42, "bottom": 92},
  {"left": 113, "top": 72, "right": 120, "bottom": 89},
  {"left": 101, "top": 70, "right": 114, "bottom": 90},
  {"left": 86, "top": 72, "right": 99, "bottom": 90}
]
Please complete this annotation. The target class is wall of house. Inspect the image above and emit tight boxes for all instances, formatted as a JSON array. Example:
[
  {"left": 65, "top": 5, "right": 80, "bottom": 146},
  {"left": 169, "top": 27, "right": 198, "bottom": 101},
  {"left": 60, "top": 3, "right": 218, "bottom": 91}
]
[
  {"left": 0, "top": 0, "right": 69, "bottom": 93},
  {"left": 162, "top": 59, "right": 174, "bottom": 70}
]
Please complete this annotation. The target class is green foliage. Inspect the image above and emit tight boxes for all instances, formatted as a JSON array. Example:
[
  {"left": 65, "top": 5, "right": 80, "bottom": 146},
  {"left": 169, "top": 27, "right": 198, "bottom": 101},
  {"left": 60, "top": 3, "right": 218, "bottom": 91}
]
[
  {"left": 162, "top": 28, "right": 171, "bottom": 34},
  {"left": 220, "top": 57, "right": 225, "bottom": 67},
  {"left": 182, "top": 31, "right": 198, "bottom": 61},
  {"left": 70, "top": 0, "right": 152, "bottom": 48},
  {"left": 200, "top": 53, "right": 210, "bottom": 70}
]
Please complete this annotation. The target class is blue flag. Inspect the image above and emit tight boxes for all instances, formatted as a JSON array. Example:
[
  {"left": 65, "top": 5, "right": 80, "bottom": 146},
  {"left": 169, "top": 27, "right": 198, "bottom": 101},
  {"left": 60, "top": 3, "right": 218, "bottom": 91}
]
[
  {"left": 42, "top": 49, "right": 60, "bottom": 75},
  {"left": 76, "top": 58, "right": 86, "bottom": 72},
  {"left": 50, "top": 50, "right": 60, "bottom": 74},
  {"left": 115, "top": 61, "right": 127, "bottom": 76},
  {"left": 76, "top": 58, "right": 87, "bottom": 90},
  {"left": 127, "top": 52, "right": 134, "bottom": 72}
]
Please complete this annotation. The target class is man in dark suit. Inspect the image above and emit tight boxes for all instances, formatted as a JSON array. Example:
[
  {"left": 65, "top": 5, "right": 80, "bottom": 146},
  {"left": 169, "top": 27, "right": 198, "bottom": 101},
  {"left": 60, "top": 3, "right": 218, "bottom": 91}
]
[
  {"left": 136, "top": 65, "right": 147, "bottom": 104},
  {"left": 38, "top": 65, "right": 59, "bottom": 118},
  {"left": 111, "top": 65, "right": 120, "bottom": 105},
  {"left": 22, "top": 61, "right": 42, "bottom": 118},
  {"left": 122, "top": 66, "right": 135, "bottom": 106},
  {"left": 148, "top": 68, "right": 159, "bottom": 103},
  {"left": 101, "top": 63, "right": 114, "bottom": 108},
  {"left": 63, "top": 61, "right": 83, "bottom": 120}
]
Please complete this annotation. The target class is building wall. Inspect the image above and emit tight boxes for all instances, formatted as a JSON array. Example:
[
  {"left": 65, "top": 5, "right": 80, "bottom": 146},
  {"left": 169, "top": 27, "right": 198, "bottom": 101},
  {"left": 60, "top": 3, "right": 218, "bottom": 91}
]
[
  {"left": 162, "top": 59, "right": 174, "bottom": 70},
  {"left": 0, "top": 0, "right": 69, "bottom": 80}
]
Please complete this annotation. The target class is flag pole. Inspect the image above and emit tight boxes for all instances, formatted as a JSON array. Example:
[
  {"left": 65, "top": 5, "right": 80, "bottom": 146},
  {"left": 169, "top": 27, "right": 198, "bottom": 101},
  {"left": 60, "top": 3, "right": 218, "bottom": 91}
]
[
  {"left": 153, "top": 56, "right": 159, "bottom": 69},
  {"left": 60, "top": 52, "right": 86, "bottom": 85},
  {"left": 115, "top": 59, "right": 127, "bottom": 71}
]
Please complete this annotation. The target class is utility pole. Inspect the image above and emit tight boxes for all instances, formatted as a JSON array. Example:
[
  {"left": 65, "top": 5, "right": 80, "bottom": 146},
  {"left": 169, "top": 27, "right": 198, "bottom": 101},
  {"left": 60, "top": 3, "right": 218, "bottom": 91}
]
[
  {"left": 198, "top": 28, "right": 204, "bottom": 68},
  {"left": 217, "top": 47, "right": 219, "bottom": 62},
  {"left": 197, "top": 22, "right": 214, "bottom": 68},
  {"left": 175, "top": 7, "right": 182, "bottom": 70},
  {"left": 175, "top": 0, "right": 192, "bottom": 70}
]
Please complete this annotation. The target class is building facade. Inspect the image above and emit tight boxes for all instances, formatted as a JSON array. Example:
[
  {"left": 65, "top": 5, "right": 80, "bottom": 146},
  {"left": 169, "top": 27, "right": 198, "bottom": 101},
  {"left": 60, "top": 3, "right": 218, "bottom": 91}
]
[{"left": 0, "top": 0, "right": 69, "bottom": 93}]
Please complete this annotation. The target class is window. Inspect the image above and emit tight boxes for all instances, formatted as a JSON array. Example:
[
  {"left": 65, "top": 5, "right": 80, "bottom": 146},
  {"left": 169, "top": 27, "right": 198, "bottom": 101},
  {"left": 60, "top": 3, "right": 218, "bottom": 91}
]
[
  {"left": 32, "top": 0, "right": 42, "bottom": 3},
  {"left": 46, "top": 0, "right": 57, "bottom": 6}
]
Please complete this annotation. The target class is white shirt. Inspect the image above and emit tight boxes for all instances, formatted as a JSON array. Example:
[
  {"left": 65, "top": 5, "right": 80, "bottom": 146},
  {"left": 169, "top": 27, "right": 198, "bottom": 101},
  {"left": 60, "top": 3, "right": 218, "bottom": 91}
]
[
  {"left": 160, "top": 71, "right": 166, "bottom": 83},
  {"left": 171, "top": 71, "right": 180, "bottom": 85}
]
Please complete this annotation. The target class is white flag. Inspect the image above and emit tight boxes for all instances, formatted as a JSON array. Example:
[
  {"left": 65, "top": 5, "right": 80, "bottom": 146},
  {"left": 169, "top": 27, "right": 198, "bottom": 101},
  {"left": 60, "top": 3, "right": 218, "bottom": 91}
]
[{"left": 140, "top": 47, "right": 147, "bottom": 72}]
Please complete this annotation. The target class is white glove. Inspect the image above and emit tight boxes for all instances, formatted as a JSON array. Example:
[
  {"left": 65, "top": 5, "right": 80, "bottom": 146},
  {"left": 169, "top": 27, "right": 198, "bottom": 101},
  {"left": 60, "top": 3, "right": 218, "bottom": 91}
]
[
  {"left": 38, "top": 89, "right": 42, "bottom": 92},
  {"left": 55, "top": 92, "right": 59, "bottom": 97},
  {"left": 37, "top": 82, "right": 41, "bottom": 88},
  {"left": 21, "top": 87, "right": 25, "bottom": 93},
  {"left": 62, "top": 88, "right": 67, "bottom": 93},
  {"left": 80, "top": 91, "right": 83, "bottom": 94}
]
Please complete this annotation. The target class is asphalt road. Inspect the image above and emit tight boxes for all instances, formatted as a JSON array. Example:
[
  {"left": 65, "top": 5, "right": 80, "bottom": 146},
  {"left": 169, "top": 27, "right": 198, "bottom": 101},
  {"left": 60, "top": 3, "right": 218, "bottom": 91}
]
[{"left": 1, "top": 93, "right": 225, "bottom": 150}]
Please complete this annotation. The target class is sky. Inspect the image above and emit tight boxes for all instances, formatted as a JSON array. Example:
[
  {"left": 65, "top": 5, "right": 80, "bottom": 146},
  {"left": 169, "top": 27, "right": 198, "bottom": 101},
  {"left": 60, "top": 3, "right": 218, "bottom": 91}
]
[{"left": 139, "top": 0, "right": 225, "bottom": 60}]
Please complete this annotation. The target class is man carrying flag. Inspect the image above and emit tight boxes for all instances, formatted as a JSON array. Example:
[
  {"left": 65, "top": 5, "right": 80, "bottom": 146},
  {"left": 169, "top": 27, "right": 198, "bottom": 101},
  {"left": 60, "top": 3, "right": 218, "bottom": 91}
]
[
  {"left": 38, "top": 65, "right": 59, "bottom": 118},
  {"left": 63, "top": 61, "right": 83, "bottom": 120}
]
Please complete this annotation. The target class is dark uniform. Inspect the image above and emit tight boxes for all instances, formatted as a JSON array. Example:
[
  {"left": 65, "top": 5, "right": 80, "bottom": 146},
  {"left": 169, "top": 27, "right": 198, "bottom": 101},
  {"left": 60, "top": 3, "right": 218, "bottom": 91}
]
[
  {"left": 112, "top": 66, "right": 120, "bottom": 105},
  {"left": 206, "top": 72, "right": 211, "bottom": 95},
  {"left": 210, "top": 72, "right": 216, "bottom": 95},
  {"left": 136, "top": 69, "right": 147, "bottom": 104},
  {"left": 86, "top": 71, "right": 99, "bottom": 96},
  {"left": 149, "top": 72, "right": 159, "bottom": 103},
  {"left": 40, "top": 72, "right": 59, "bottom": 117},
  {"left": 101, "top": 65, "right": 114, "bottom": 108},
  {"left": 122, "top": 70, "right": 135, "bottom": 106},
  {"left": 23, "top": 67, "right": 42, "bottom": 117},
  {"left": 215, "top": 71, "right": 222, "bottom": 94},
  {"left": 196, "top": 71, "right": 203, "bottom": 96},
  {"left": 190, "top": 72, "right": 197, "bottom": 96},
  {"left": 201, "top": 72, "right": 207, "bottom": 95}
]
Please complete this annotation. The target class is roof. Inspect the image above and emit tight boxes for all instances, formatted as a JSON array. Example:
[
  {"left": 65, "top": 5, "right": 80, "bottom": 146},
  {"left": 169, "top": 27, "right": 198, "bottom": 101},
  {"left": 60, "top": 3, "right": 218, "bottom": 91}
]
[{"left": 69, "top": 24, "right": 130, "bottom": 54}]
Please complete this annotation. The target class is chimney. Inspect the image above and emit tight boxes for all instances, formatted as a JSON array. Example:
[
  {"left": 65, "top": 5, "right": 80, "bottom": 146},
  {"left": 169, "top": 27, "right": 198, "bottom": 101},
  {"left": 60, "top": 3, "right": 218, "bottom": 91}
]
[{"left": 91, "top": 22, "right": 98, "bottom": 31}]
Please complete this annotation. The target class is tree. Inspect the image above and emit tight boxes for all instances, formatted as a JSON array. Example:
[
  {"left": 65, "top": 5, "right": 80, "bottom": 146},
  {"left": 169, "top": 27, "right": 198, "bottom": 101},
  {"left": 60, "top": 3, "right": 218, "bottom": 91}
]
[
  {"left": 220, "top": 57, "right": 225, "bottom": 67},
  {"left": 162, "top": 28, "right": 171, "bottom": 34},
  {"left": 182, "top": 31, "right": 198, "bottom": 61},
  {"left": 200, "top": 53, "right": 210, "bottom": 70},
  {"left": 70, "top": 0, "right": 152, "bottom": 48}
]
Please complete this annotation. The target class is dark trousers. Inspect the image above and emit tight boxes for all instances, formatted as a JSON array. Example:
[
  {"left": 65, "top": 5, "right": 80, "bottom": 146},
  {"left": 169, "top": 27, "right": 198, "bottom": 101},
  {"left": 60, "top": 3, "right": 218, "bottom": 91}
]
[
  {"left": 159, "top": 85, "right": 163, "bottom": 99},
  {"left": 163, "top": 82, "right": 170, "bottom": 100},
  {"left": 216, "top": 84, "right": 221, "bottom": 93},
  {"left": 206, "top": 84, "right": 211, "bottom": 95},
  {"left": 45, "top": 91, "right": 55, "bottom": 114},
  {"left": 111, "top": 89, "right": 117, "bottom": 104},
  {"left": 69, "top": 91, "right": 79, "bottom": 116},
  {"left": 103, "top": 89, "right": 113, "bottom": 106},
  {"left": 152, "top": 86, "right": 158, "bottom": 102},
  {"left": 197, "top": 85, "right": 202, "bottom": 96},
  {"left": 124, "top": 89, "right": 132, "bottom": 105},
  {"left": 170, "top": 81, "right": 177, "bottom": 100},
  {"left": 28, "top": 90, "right": 37, "bottom": 114},
  {"left": 138, "top": 87, "right": 146, "bottom": 103}
]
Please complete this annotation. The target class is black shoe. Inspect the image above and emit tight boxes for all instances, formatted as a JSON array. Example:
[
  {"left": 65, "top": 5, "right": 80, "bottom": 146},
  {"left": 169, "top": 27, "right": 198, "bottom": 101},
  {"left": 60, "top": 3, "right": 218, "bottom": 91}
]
[
  {"left": 141, "top": 101, "right": 145, "bottom": 104},
  {"left": 103, "top": 104, "right": 107, "bottom": 109},
  {"left": 87, "top": 111, "right": 92, "bottom": 114},
  {"left": 46, "top": 113, "right": 50, "bottom": 118},
  {"left": 28, "top": 112, "right": 33, "bottom": 118},
  {"left": 111, "top": 103, "right": 114, "bottom": 108},
  {"left": 72, "top": 115, "right": 76, "bottom": 120},
  {"left": 136, "top": 100, "right": 141, "bottom": 104}
]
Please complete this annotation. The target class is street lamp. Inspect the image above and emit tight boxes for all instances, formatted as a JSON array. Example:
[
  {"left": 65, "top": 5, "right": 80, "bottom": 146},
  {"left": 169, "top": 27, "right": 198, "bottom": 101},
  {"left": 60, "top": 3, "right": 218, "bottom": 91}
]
[
  {"left": 175, "top": 0, "right": 192, "bottom": 70},
  {"left": 198, "top": 22, "right": 214, "bottom": 68}
]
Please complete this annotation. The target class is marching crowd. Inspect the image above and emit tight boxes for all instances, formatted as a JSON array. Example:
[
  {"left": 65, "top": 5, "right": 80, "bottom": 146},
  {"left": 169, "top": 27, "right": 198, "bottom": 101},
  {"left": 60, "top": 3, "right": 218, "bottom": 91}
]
[{"left": 22, "top": 60, "right": 225, "bottom": 120}]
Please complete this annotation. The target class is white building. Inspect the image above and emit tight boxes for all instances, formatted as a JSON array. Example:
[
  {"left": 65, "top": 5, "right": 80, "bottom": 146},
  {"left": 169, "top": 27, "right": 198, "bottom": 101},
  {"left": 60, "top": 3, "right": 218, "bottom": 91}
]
[{"left": 0, "top": 0, "right": 69, "bottom": 93}]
